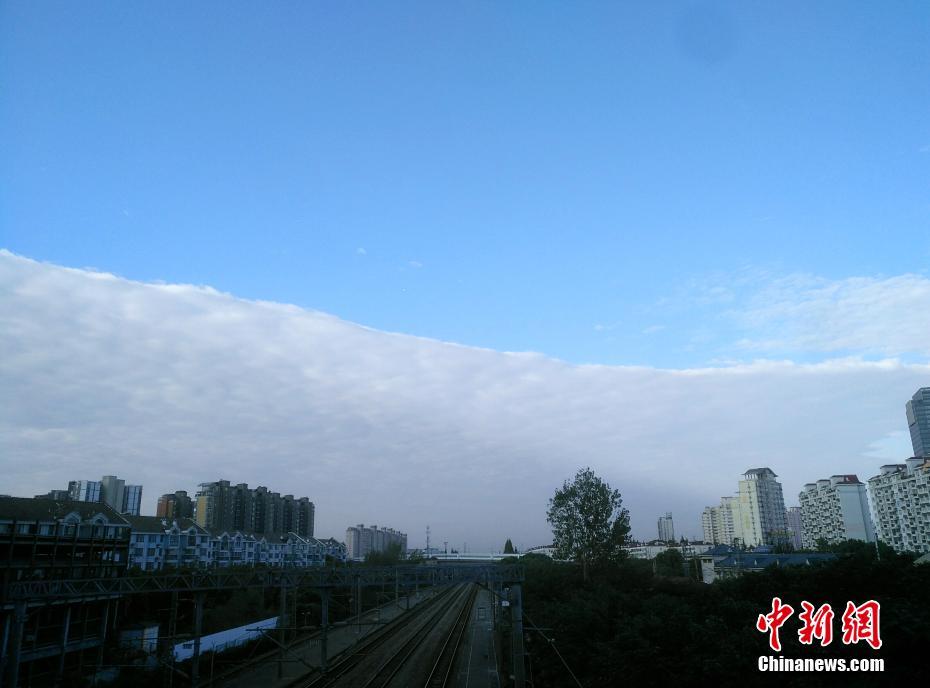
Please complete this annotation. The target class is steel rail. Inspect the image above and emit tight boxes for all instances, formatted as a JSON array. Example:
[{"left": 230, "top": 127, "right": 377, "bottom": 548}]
[
  {"left": 424, "top": 584, "right": 478, "bottom": 688},
  {"left": 288, "top": 584, "right": 462, "bottom": 688},
  {"left": 359, "top": 584, "right": 473, "bottom": 688}
]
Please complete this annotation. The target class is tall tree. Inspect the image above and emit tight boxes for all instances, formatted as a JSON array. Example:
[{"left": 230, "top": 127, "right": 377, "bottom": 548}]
[
  {"left": 547, "top": 467, "right": 630, "bottom": 581},
  {"left": 503, "top": 538, "right": 515, "bottom": 554}
]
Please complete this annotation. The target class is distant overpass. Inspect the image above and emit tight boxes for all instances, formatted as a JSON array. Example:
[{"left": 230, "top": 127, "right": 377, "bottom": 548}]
[{"left": 428, "top": 545, "right": 555, "bottom": 562}]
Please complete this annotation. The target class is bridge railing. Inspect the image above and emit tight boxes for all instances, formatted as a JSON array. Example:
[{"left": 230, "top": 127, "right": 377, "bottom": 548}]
[{"left": 2, "top": 563, "right": 525, "bottom": 604}]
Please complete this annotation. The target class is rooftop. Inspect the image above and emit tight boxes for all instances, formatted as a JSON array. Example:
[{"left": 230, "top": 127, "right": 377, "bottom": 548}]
[
  {"left": 743, "top": 467, "right": 778, "bottom": 478},
  {"left": 0, "top": 496, "right": 129, "bottom": 524},
  {"left": 716, "top": 553, "right": 836, "bottom": 570},
  {"left": 123, "top": 515, "right": 204, "bottom": 533}
]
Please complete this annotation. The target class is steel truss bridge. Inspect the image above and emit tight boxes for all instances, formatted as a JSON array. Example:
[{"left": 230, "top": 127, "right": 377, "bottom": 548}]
[{"left": 2, "top": 563, "right": 524, "bottom": 604}]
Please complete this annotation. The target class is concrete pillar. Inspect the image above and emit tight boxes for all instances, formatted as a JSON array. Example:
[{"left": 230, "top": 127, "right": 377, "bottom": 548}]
[
  {"left": 1, "top": 611, "right": 11, "bottom": 688},
  {"left": 55, "top": 605, "right": 72, "bottom": 686},
  {"left": 164, "top": 591, "right": 178, "bottom": 688},
  {"left": 6, "top": 603, "right": 27, "bottom": 688},
  {"left": 355, "top": 574, "right": 361, "bottom": 634},
  {"left": 190, "top": 592, "right": 204, "bottom": 688},
  {"left": 96, "top": 601, "right": 110, "bottom": 676},
  {"left": 277, "top": 585, "right": 287, "bottom": 679}
]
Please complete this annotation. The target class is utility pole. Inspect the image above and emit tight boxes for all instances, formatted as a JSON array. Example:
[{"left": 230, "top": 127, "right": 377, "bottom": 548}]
[
  {"left": 319, "top": 589, "right": 329, "bottom": 674},
  {"left": 426, "top": 525, "right": 431, "bottom": 557},
  {"left": 191, "top": 593, "right": 204, "bottom": 688}
]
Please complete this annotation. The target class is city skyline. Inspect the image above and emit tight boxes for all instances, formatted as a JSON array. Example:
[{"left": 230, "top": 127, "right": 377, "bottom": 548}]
[
  {"left": 3, "top": 3, "right": 930, "bottom": 548},
  {"left": 2, "top": 4, "right": 929, "bottom": 685},
  {"left": 1, "top": 251, "right": 927, "bottom": 546}
]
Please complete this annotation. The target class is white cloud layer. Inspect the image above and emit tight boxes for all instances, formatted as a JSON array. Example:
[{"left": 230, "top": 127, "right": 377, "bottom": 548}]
[
  {"left": 730, "top": 273, "right": 930, "bottom": 356},
  {"left": 1, "top": 251, "right": 928, "bottom": 547}
]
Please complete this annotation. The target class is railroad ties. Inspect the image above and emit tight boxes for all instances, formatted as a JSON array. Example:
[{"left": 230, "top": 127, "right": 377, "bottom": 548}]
[{"left": 289, "top": 583, "right": 480, "bottom": 688}]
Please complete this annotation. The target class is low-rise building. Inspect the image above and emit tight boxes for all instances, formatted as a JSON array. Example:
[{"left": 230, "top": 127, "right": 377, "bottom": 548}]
[
  {"left": 624, "top": 542, "right": 713, "bottom": 560},
  {"left": 713, "top": 552, "right": 836, "bottom": 579},
  {"left": 126, "top": 516, "right": 212, "bottom": 571},
  {"left": 316, "top": 537, "right": 348, "bottom": 563},
  {"left": 0, "top": 497, "right": 131, "bottom": 685},
  {"left": 698, "top": 544, "right": 735, "bottom": 583},
  {"left": 207, "top": 530, "right": 328, "bottom": 568}
]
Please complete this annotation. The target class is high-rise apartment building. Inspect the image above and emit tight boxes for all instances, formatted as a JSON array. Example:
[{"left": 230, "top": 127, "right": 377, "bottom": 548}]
[
  {"left": 122, "top": 484, "right": 143, "bottom": 516},
  {"left": 64, "top": 475, "right": 142, "bottom": 514},
  {"left": 798, "top": 475, "right": 875, "bottom": 549},
  {"left": 736, "top": 468, "right": 788, "bottom": 547},
  {"left": 68, "top": 480, "right": 101, "bottom": 503},
  {"left": 657, "top": 512, "right": 675, "bottom": 542},
  {"left": 195, "top": 480, "right": 249, "bottom": 531},
  {"left": 100, "top": 475, "right": 125, "bottom": 514},
  {"left": 701, "top": 496, "right": 741, "bottom": 546},
  {"left": 194, "top": 480, "right": 314, "bottom": 537},
  {"left": 906, "top": 387, "right": 930, "bottom": 458},
  {"left": 868, "top": 457, "right": 930, "bottom": 554},
  {"left": 345, "top": 524, "right": 407, "bottom": 561},
  {"left": 156, "top": 490, "right": 195, "bottom": 518}
]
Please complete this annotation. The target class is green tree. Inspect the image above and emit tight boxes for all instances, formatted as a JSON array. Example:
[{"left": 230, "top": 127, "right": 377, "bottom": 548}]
[
  {"left": 504, "top": 538, "right": 515, "bottom": 554},
  {"left": 653, "top": 548, "right": 685, "bottom": 577},
  {"left": 546, "top": 467, "right": 630, "bottom": 581},
  {"left": 363, "top": 542, "right": 404, "bottom": 566}
]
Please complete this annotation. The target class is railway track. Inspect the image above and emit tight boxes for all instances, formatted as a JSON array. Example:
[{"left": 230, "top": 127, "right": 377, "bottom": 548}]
[
  {"left": 424, "top": 584, "right": 478, "bottom": 688},
  {"left": 214, "top": 585, "right": 448, "bottom": 687},
  {"left": 287, "top": 583, "right": 467, "bottom": 688},
  {"left": 294, "top": 582, "right": 478, "bottom": 688},
  {"left": 358, "top": 584, "right": 475, "bottom": 688}
]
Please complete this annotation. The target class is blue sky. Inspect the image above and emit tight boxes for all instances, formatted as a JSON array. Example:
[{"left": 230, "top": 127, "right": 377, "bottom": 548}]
[
  {"left": 3, "top": 3, "right": 930, "bottom": 545},
  {"left": 3, "top": 1, "right": 929, "bottom": 368}
]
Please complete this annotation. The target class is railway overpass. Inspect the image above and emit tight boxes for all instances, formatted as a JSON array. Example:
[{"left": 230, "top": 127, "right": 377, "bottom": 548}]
[{"left": 1, "top": 563, "right": 526, "bottom": 688}]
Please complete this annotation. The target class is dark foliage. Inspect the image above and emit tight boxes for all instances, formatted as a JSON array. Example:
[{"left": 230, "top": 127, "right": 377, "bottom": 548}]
[{"left": 521, "top": 547, "right": 930, "bottom": 687}]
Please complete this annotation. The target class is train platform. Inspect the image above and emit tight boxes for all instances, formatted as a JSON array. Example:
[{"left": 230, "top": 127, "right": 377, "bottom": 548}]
[{"left": 452, "top": 586, "right": 501, "bottom": 688}]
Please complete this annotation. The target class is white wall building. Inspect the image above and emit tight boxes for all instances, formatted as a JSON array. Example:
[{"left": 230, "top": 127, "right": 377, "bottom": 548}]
[
  {"left": 127, "top": 517, "right": 212, "bottom": 571},
  {"left": 126, "top": 516, "right": 333, "bottom": 570},
  {"left": 345, "top": 523, "right": 408, "bottom": 561},
  {"left": 868, "top": 457, "right": 930, "bottom": 554},
  {"left": 736, "top": 468, "right": 788, "bottom": 547},
  {"left": 702, "top": 496, "right": 741, "bottom": 546},
  {"left": 798, "top": 475, "right": 875, "bottom": 549},
  {"left": 626, "top": 542, "right": 712, "bottom": 560}
]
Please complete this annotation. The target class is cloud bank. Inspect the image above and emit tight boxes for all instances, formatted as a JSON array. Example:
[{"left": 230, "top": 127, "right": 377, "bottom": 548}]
[
  {"left": 723, "top": 272, "right": 930, "bottom": 357},
  {"left": 1, "top": 251, "right": 927, "bottom": 547}
]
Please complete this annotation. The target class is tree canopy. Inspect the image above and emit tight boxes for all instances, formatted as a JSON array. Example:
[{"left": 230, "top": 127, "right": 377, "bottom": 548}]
[
  {"left": 546, "top": 467, "right": 630, "bottom": 580},
  {"left": 504, "top": 538, "right": 515, "bottom": 554}
]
